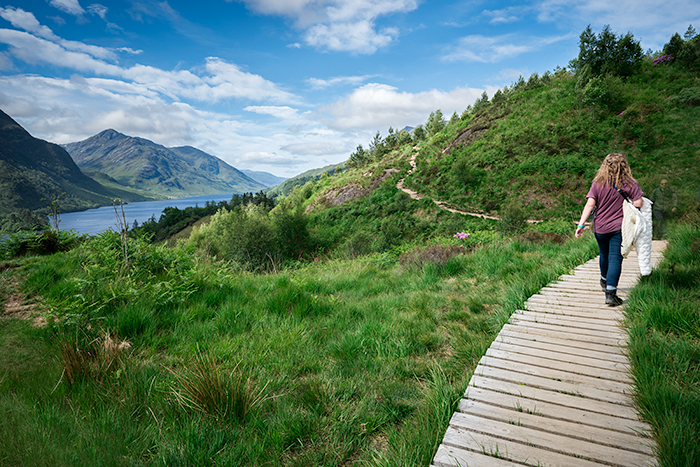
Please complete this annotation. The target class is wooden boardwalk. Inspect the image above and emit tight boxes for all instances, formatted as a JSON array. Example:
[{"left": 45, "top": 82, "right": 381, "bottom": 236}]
[{"left": 431, "top": 242, "right": 667, "bottom": 467}]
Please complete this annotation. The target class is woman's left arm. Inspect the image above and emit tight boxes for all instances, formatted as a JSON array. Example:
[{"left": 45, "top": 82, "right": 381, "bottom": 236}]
[{"left": 632, "top": 197, "right": 643, "bottom": 208}]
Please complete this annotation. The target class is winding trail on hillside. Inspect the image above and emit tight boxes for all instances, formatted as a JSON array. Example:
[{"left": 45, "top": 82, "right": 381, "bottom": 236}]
[{"left": 396, "top": 147, "right": 545, "bottom": 223}]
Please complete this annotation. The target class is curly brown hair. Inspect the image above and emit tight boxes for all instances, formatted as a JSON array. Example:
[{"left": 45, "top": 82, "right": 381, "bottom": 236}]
[{"left": 592, "top": 153, "right": 636, "bottom": 188}]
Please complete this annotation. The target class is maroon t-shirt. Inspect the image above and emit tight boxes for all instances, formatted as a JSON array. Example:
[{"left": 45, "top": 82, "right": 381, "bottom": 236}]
[{"left": 587, "top": 180, "right": 643, "bottom": 234}]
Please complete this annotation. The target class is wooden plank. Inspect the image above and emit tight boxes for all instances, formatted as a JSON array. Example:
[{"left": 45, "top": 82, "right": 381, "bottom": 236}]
[
  {"left": 458, "top": 399, "right": 654, "bottom": 455},
  {"left": 468, "top": 375, "right": 642, "bottom": 421},
  {"left": 501, "top": 323, "right": 626, "bottom": 347},
  {"left": 498, "top": 325, "right": 627, "bottom": 353},
  {"left": 478, "top": 356, "right": 632, "bottom": 394},
  {"left": 442, "top": 426, "right": 604, "bottom": 466},
  {"left": 473, "top": 364, "right": 632, "bottom": 404},
  {"left": 447, "top": 412, "right": 656, "bottom": 466},
  {"left": 506, "top": 319, "right": 627, "bottom": 340},
  {"left": 464, "top": 385, "right": 650, "bottom": 435},
  {"left": 432, "top": 444, "right": 524, "bottom": 467},
  {"left": 488, "top": 341, "right": 631, "bottom": 375},
  {"left": 484, "top": 348, "right": 631, "bottom": 383},
  {"left": 512, "top": 311, "right": 625, "bottom": 332},
  {"left": 494, "top": 332, "right": 630, "bottom": 364},
  {"left": 522, "top": 302, "right": 624, "bottom": 320}
]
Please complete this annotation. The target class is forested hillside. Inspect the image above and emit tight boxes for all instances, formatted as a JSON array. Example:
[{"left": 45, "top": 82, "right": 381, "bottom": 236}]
[{"left": 1, "top": 26, "right": 699, "bottom": 467}]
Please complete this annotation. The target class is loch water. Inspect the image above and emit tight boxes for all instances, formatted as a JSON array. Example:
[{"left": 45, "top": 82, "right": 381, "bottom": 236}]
[{"left": 59, "top": 193, "right": 234, "bottom": 236}]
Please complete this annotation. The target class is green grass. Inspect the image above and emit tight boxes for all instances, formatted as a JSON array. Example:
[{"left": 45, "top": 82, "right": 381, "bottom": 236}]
[
  {"left": 0, "top": 226, "right": 598, "bottom": 466},
  {"left": 625, "top": 216, "right": 700, "bottom": 467}
]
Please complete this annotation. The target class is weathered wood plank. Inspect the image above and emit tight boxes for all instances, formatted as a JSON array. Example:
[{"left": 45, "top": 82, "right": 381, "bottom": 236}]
[
  {"left": 487, "top": 341, "right": 631, "bottom": 376},
  {"left": 458, "top": 399, "right": 654, "bottom": 455},
  {"left": 496, "top": 327, "right": 627, "bottom": 356},
  {"left": 464, "top": 385, "right": 650, "bottom": 434},
  {"left": 467, "top": 375, "right": 643, "bottom": 421},
  {"left": 478, "top": 357, "right": 632, "bottom": 394},
  {"left": 474, "top": 364, "right": 633, "bottom": 404},
  {"left": 447, "top": 413, "right": 656, "bottom": 466},
  {"left": 432, "top": 444, "right": 524, "bottom": 467},
  {"left": 501, "top": 323, "right": 626, "bottom": 347},
  {"left": 494, "top": 332, "right": 630, "bottom": 364}
]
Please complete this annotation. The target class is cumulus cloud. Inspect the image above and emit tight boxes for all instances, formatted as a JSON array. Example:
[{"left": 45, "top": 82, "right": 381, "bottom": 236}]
[
  {"left": 535, "top": 0, "right": 700, "bottom": 48},
  {"left": 238, "top": 0, "right": 419, "bottom": 53},
  {"left": 318, "top": 82, "right": 491, "bottom": 131},
  {"left": 280, "top": 142, "right": 348, "bottom": 155},
  {"left": 0, "top": 18, "right": 299, "bottom": 105},
  {"left": 244, "top": 105, "right": 302, "bottom": 120},
  {"left": 482, "top": 6, "right": 530, "bottom": 24},
  {"left": 306, "top": 74, "right": 374, "bottom": 89},
  {"left": 442, "top": 33, "right": 570, "bottom": 63},
  {"left": 49, "top": 0, "right": 86, "bottom": 16}
]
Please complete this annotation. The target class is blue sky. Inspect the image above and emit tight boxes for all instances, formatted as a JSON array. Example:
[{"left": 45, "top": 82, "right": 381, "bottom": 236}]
[{"left": 1, "top": 1, "right": 698, "bottom": 178}]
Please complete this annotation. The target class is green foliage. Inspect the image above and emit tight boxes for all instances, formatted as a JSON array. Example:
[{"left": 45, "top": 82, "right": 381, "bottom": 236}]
[
  {"left": 0, "top": 229, "right": 83, "bottom": 259},
  {"left": 581, "top": 74, "right": 626, "bottom": 112},
  {"left": 133, "top": 191, "right": 274, "bottom": 243},
  {"left": 189, "top": 205, "right": 279, "bottom": 271},
  {"left": 573, "top": 25, "right": 643, "bottom": 80},
  {"left": 497, "top": 202, "right": 527, "bottom": 234},
  {"left": 426, "top": 110, "right": 446, "bottom": 136}
]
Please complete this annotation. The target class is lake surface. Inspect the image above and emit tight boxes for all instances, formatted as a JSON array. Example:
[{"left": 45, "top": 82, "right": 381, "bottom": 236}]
[{"left": 59, "top": 193, "right": 234, "bottom": 235}]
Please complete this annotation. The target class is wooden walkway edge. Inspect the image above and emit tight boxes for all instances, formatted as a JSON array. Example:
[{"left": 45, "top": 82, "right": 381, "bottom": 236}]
[{"left": 431, "top": 241, "right": 667, "bottom": 467}]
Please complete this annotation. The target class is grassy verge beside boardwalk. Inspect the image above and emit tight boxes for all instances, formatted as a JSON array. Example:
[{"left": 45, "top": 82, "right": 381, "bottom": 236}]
[
  {"left": 0, "top": 231, "right": 599, "bottom": 466},
  {"left": 625, "top": 216, "right": 700, "bottom": 467}
]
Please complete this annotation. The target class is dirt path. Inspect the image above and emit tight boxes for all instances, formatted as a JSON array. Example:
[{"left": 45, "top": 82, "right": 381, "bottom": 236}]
[{"left": 396, "top": 147, "right": 501, "bottom": 220}]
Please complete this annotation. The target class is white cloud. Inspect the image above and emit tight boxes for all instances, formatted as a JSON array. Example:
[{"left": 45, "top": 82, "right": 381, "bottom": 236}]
[
  {"left": 0, "top": 24, "right": 299, "bottom": 105},
  {"left": 306, "top": 74, "right": 374, "bottom": 89},
  {"left": 238, "top": 0, "right": 419, "bottom": 53},
  {"left": 318, "top": 82, "right": 489, "bottom": 131},
  {"left": 482, "top": 6, "right": 530, "bottom": 25},
  {"left": 281, "top": 142, "right": 348, "bottom": 155},
  {"left": 442, "top": 34, "right": 570, "bottom": 63},
  {"left": 535, "top": 0, "right": 700, "bottom": 49},
  {"left": 87, "top": 4, "right": 107, "bottom": 20},
  {"left": 244, "top": 105, "right": 302, "bottom": 120},
  {"left": 49, "top": 0, "right": 86, "bottom": 16},
  {"left": 0, "top": 7, "right": 59, "bottom": 40}
]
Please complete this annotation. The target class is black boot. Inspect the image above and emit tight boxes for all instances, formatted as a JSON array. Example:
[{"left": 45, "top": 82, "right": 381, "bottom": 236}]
[
  {"left": 605, "top": 289, "right": 623, "bottom": 307},
  {"left": 600, "top": 277, "right": 607, "bottom": 292}
]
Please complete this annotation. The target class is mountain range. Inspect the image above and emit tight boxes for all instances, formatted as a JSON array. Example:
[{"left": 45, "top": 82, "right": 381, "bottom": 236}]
[
  {"left": 0, "top": 109, "right": 123, "bottom": 219},
  {"left": 0, "top": 110, "right": 289, "bottom": 229},
  {"left": 63, "top": 129, "right": 266, "bottom": 198}
]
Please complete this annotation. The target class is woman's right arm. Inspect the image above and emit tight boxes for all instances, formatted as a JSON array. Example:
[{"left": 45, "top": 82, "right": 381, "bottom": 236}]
[{"left": 575, "top": 197, "right": 596, "bottom": 238}]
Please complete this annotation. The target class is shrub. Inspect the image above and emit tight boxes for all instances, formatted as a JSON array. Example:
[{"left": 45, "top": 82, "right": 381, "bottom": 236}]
[
  {"left": 399, "top": 244, "right": 465, "bottom": 271},
  {"left": 672, "top": 87, "right": 700, "bottom": 107},
  {"left": 498, "top": 202, "right": 527, "bottom": 234}
]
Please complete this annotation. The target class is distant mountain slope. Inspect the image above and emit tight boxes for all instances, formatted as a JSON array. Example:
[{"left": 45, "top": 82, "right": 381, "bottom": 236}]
[
  {"left": 169, "top": 146, "right": 266, "bottom": 190},
  {"left": 0, "top": 109, "right": 119, "bottom": 217},
  {"left": 64, "top": 130, "right": 265, "bottom": 198},
  {"left": 267, "top": 163, "right": 343, "bottom": 198},
  {"left": 241, "top": 169, "right": 286, "bottom": 187}
]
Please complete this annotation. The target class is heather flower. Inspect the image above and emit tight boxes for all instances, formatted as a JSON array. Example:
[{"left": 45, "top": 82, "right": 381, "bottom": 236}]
[
  {"left": 453, "top": 232, "right": 470, "bottom": 240},
  {"left": 653, "top": 55, "right": 674, "bottom": 66}
]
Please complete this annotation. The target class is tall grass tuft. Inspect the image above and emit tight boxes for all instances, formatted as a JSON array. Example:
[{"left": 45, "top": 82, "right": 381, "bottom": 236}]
[
  {"left": 56, "top": 328, "right": 131, "bottom": 387},
  {"left": 169, "top": 349, "right": 268, "bottom": 423}
]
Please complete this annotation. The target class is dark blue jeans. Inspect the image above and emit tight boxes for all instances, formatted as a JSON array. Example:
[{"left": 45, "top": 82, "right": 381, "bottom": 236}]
[{"left": 595, "top": 230, "right": 623, "bottom": 290}]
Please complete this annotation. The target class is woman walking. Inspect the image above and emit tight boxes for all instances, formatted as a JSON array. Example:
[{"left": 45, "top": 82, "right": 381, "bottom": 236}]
[{"left": 575, "top": 153, "right": 644, "bottom": 306}]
